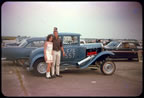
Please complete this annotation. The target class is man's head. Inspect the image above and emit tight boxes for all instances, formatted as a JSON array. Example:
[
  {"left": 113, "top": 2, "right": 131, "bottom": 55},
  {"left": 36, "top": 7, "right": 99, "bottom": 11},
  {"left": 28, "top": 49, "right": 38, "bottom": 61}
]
[
  {"left": 54, "top": 27, "right": 57, "bottom": 32},
  {"left": 53, "top": 31, "right": 58, "bottom": 38}
]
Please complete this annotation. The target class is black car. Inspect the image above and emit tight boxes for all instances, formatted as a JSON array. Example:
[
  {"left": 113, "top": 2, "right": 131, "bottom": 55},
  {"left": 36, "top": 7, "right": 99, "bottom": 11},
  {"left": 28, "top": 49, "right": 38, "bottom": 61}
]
[{"left": 104, "top": 40, "right": 142, "bottom": 60}]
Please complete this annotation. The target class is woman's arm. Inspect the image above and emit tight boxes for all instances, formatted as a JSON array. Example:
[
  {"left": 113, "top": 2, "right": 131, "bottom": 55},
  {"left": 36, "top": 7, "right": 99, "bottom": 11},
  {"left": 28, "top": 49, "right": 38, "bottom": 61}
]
[{"left": 44, "top": 42, "right": 47, "bottom": 62}]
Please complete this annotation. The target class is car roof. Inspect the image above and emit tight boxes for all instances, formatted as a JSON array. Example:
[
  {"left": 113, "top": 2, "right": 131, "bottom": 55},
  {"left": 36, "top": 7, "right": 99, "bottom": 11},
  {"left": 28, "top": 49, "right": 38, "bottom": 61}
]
[
  {"left": 111, "top": 40, "right": 138, "bottom": 43},
  {"left": 58, "top": 32, "right": 81, "bottom": 36},
  {"left": 26, "top": 32, "right": 81, "bottom": 42},
  {"left": 26, "top": 37, "right": 46, "bottom": 42},
  {"left": 121, "top": 41, "right": 138, "bottom": 43}
]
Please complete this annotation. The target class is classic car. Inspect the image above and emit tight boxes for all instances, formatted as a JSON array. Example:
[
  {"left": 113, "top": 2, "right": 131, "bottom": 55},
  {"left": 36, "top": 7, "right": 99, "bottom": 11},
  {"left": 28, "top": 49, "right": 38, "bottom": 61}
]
[
  {"left": 2, "top": 37, "right": 46, "bottom": 65},
  {"left": 104, "top": 40, "right": 142, "bottom": 60},
  {"left": 2, "top": 36, "right": 30, "bottom": 47},
  {"left": 28, "top": 32, "right": 116, "bottom": 75}
]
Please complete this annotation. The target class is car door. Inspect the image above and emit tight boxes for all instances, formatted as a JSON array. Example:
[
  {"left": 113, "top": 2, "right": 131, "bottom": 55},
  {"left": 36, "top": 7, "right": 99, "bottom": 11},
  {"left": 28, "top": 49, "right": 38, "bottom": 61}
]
[
  {"left": 128, "top": 42, "right": 138, "bottom": 58},
  {"left": 61, "top": 35, "right": 81, "bottom": 64},
  {"left": 22, "top": 40, "right": 45, "bottom": 58},
  {"left": 2, "top": 46, "right": 24, "bottom": 60},
  {"left": 113, "top": 42, "right": 136, "bottom": 58}
]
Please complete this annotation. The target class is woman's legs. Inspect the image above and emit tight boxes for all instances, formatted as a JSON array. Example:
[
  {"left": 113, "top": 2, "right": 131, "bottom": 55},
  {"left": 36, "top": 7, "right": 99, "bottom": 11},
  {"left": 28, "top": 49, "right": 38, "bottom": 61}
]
[
  {"left": 47, "top": 63, "right": 51, "bottom": 72},
  {"left": 46, "top": 63, "right": 51, "bottom": 78}
]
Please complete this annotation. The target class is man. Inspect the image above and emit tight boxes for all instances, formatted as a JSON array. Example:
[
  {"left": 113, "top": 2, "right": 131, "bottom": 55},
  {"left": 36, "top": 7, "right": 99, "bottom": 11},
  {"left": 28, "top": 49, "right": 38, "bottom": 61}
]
[
  {"left": 54, "top": 27, "right": 57, "bottom": 32},
  {"left": 51, "top": 27, "right": 65, "bottom": 78}
]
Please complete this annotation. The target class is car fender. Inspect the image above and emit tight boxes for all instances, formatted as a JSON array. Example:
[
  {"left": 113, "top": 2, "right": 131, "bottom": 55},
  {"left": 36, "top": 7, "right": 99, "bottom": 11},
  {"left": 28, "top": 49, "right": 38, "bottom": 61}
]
[
  {"left": 79, "top": 51, "right": 114, "bottom": 69},
  {"left": 29, "top": 53, "right": 44, "bottom": 70}
]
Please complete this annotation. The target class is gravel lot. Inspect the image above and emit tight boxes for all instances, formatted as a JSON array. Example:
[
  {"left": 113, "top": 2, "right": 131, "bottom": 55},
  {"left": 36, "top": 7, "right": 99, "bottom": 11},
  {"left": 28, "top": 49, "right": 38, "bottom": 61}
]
[{"left": 1, "top": 60, "right": 142, "bottom": 97}]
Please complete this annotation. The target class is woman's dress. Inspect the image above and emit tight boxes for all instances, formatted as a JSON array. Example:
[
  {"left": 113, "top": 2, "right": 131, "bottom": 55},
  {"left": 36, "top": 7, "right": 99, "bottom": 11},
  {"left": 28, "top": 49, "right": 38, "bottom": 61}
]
[{"left": 45, "top": 42, "right": 53, "bottom": 63}]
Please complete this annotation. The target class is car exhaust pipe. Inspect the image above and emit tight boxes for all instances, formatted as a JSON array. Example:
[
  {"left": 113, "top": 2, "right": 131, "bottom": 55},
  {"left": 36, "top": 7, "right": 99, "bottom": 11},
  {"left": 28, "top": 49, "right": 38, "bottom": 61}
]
[{"left": 77, "top": 55, "right": 95, "bottom": 65}]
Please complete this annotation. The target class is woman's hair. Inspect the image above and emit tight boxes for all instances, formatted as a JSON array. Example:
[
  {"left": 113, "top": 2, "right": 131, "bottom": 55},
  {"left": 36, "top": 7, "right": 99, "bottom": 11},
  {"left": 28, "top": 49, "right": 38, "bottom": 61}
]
[{"left": 46, "top": 34, "right": 53, "bottom": 41}]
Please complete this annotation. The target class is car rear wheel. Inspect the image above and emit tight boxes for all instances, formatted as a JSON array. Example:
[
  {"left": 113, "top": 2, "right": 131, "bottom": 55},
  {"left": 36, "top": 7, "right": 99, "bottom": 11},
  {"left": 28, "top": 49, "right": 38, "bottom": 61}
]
[
  {"left": 33, "top": 58, "right": 47, "bottom": 76},
  {"left": 100, "top": 61, "right": 116, "bottom": 75}
]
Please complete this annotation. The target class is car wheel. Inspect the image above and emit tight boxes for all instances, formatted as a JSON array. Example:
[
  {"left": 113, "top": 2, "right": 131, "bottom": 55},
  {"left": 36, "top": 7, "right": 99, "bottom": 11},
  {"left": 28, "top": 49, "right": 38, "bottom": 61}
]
[
  {"left": 33, "top": 58, "right": 47, "bottom": 76},
  {"left": 100, "top": 61, "right": 116, "bottom": 75}
]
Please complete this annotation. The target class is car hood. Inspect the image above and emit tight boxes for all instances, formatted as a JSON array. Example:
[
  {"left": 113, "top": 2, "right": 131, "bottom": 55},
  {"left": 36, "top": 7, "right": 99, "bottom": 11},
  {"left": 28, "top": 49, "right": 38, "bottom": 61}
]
[
  {"left": 103, "top": 46, "right": 110, "bottom": 49},
  {"left": 5, "top": 45, "right": 20, "bottom": 48},
  {"left": 81, "top": 43, "right": 103, "bottom": 49}
]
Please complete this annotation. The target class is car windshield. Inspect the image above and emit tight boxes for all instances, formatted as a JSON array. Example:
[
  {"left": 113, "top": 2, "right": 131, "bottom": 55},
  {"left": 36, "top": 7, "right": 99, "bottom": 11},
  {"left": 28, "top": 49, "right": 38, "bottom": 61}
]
[
  {"left": 18, "top": 39, "right": 28, "bottom": 47},
  {"left": 63, "top": 36, "right": 78, "bottom": 45},
  {"left": 106, "top": 41, "right": 120, "bottom": 48}
]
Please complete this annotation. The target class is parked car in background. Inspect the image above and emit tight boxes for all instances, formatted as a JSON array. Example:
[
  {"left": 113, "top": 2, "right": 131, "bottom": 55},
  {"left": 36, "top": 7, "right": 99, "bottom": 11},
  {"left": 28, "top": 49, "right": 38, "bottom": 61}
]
[
  {"left": 5, "top": 43, "right": 20, "bottom": 47},
  {"left": 28, "top": 33, "right": 116, "bottom": 76},
  {"left": 2, "top": 37, "right": 46, "bottom": 66},
  {"left": 3, "top": 36, "right": 30, "bottom": 47},
  {"left": 104, "top": 40, "right": 142, "bottom": 60},
  {"left": 80, "top": 39, "right": 86, "bottom": 45},
  {"left": 138, "top": 40, "right": 143, "bottom": 48}
]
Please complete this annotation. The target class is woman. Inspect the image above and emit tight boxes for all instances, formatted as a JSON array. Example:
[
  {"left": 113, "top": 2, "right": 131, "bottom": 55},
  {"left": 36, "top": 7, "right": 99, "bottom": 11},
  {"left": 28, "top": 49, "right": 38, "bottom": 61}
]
[{"left": 44, "top": 34, "right": 53, "bottom": 79}]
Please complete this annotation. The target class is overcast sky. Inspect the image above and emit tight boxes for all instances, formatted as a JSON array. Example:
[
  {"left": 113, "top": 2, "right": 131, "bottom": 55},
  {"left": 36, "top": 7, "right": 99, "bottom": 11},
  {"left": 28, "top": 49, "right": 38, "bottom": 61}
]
[{"left": 1, "top": 1, "right": 142, "bottom": 40}]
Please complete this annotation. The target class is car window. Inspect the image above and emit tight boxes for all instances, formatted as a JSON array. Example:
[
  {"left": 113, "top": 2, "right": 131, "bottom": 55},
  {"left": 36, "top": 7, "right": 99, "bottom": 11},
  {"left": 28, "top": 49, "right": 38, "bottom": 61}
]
[
  {"left": 18, "top": 39, "right": 28, "bottom": 47},
  {"left": 63, "top": 36, "right": 78, "bottom": 45},
  {"left": 106, "top": 41, "right": 120, "bottom": 48},
  {"left": 122, "top": 43, "right": 130, "bottom": 48},
  {"left": 129, "top": 43, "right": 136, "bottom": 48},
  {"left": 59, "top": 36, "right": 61, "bottom": 40},
  {"left": 26, "top": 41, "right": 45, "bottom": 48}
]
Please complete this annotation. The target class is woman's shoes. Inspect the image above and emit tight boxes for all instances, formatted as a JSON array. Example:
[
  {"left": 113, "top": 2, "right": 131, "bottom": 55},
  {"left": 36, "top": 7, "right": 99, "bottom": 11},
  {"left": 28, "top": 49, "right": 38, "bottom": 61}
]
[
  {"left": 46, "top": 72, "right": 63, "bottom": 79},
  {"left": 51, "top": 75, "right": 56, "bottom": 78},
  {"left": 56, "top": 74, "right": 62, "bottom": 77},
  {"left": 46, "top": 72, "right": 52, "bottom": 79}
]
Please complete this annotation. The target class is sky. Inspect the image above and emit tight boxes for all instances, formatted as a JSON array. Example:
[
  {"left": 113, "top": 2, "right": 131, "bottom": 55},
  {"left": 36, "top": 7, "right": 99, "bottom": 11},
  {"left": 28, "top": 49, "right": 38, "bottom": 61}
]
[{"left": 1, "top": 1, "right": 142, "bottom": 40}]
